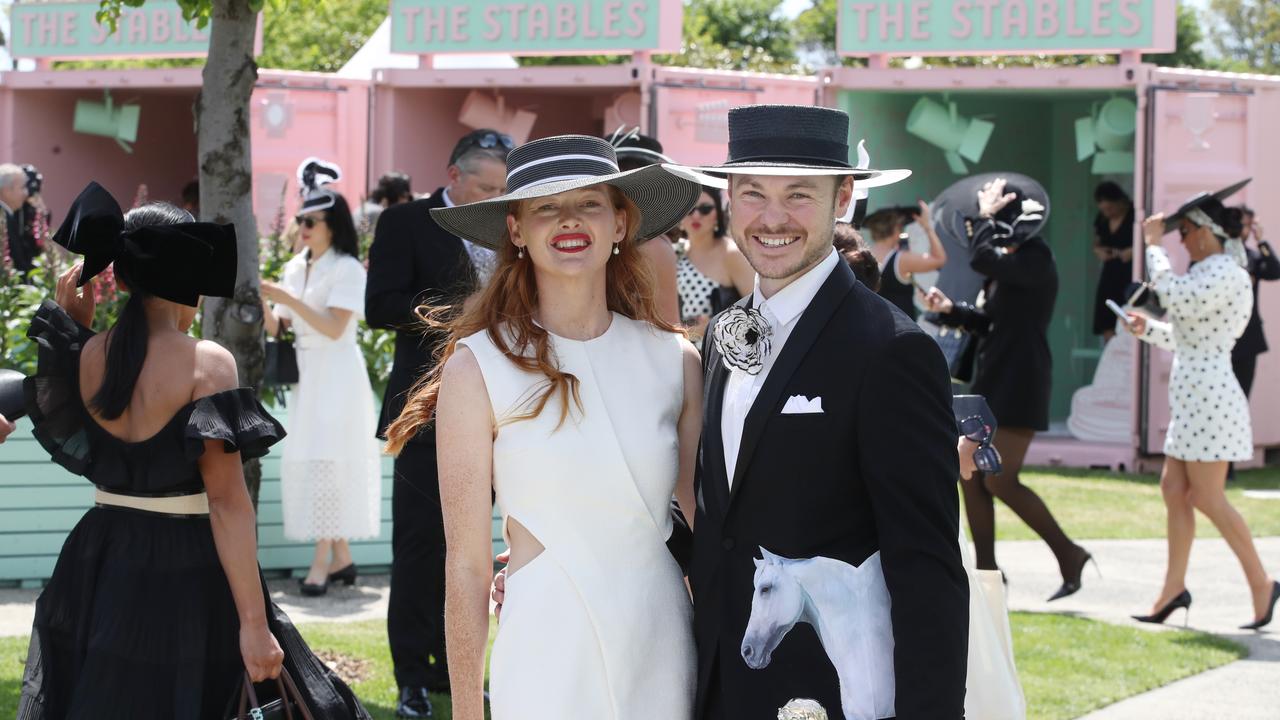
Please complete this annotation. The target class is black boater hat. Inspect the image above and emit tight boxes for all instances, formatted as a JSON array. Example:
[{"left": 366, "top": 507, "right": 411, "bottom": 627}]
[
  {"left": 682, "top": 105, "right": 910, "bottom": 188},
  {"left": 430, "top": 135, "right": 705, "bottom": 251},
  {"left": 1161, "top": 178, "right": 1250, "bottom": 236}
]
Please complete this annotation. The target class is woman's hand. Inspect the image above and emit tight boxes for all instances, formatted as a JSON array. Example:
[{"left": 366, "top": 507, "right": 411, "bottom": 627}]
[
  {"left": 1124, "top": 312, "right": 1147, "bottom": 336},
  {"left": 1119, "top": 247, "right": 1134, "bottom": 262},
  {"left": 977, "top": 178, "right": 1017, "bottom": 219},
  {"left": 916, "top": 199, "right": 933, "bottom": 230},
  {"left": 56, "top": 264, "right": 96, "bottom": 328},
  {"left": 260, "top": 280, "right": 293, "bottom": 307},
  {"left": 922, "top": 286, "right": 954, "bottom": 314},
  {"left": 1142, "top": 213, "right": 1166, "bottom": 248},
  {"left": 240, "top": 621, "right": 285, "bottom": 682},
  {"left": 0, "top": 414, "right": 15, "bottom": 445}
]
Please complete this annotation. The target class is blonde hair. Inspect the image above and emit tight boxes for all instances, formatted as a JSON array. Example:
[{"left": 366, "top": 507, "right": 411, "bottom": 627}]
[{"left": 383, "top": 185, "right": 682, "bottom": 454}]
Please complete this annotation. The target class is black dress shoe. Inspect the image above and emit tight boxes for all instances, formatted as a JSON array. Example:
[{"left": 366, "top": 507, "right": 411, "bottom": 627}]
[
  {"left": 1241, "top": 580, "right": 1280, "bottom": 631},
  {"left": 327, "top": 563, "right": 358, "bottom": 586},
  {"left": 396, "top": 686, "right": 434, "bottom": 718}
]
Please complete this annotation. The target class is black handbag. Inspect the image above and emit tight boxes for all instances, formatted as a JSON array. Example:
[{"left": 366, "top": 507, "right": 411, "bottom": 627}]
[
  {"left": 934, "top": 326, "right": 977, "bottom": 383},
  {"left": 264, "top": 333, "right": 299, "bottom": 386},
  {"left": 230, "top": 668, "right": 315, "bottom": 720}
]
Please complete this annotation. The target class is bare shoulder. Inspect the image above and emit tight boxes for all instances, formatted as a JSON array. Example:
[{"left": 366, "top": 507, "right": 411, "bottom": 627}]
[
  {"left": 192, "top": 340, "right": 239, "bottom": 398},
  {"left": 679, "top": 337, "right": 702, "bottom": 370},
  {"left": 440, "top": 344, "right": 485, "bottom": 395}
]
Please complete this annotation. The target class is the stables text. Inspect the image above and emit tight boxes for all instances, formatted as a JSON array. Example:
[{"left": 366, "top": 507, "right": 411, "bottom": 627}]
[
  {"left": 9, "top": 1, "right": 211, "bottom": 59},
  {"left": 837, "top": 0, "right": 1175, "bottom": 56}
]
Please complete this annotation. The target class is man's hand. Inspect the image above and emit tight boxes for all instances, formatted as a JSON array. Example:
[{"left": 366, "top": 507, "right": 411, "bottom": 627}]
[{"left": 56, "top": 264, "right": 95, "bottom": 328}]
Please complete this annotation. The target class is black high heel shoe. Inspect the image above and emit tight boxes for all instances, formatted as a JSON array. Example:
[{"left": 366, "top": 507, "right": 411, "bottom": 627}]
[
  {"left": 299, "top": 577, "right": 329, "bottom": 597},
  {"left": 1132, "top": 589, "right": 1192, "bottom": 626},
  {"left": 1240, "top": 581, "right": 1280, "bottom": 631},
  {"left": 328, "top": 563, "right": 358, "bottom": 587},
  {"left": 1048, "top": 548, "right": 1096, "bottom": 602}
]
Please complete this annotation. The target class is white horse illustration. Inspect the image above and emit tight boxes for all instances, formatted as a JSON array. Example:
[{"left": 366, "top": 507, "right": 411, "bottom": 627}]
[{"left": 740, "top": 547, "right": 896, "bottom": 720}]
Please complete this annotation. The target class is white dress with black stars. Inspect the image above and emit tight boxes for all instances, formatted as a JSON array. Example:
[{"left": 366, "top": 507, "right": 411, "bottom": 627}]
[{"left": 1139, "top": 247, "right": 1254, "bottom": 462}]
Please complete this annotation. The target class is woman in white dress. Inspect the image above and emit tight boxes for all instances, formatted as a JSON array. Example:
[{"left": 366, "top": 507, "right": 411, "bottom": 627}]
[
  {"left": 383, "top": 136, "right": 707, "bottom": 720},
  {"left": 1125, "top": 195, "right": 1279, "bottom": 630},
  {"left": 262, "top": 176, "right": 382, "bottom": 596}
]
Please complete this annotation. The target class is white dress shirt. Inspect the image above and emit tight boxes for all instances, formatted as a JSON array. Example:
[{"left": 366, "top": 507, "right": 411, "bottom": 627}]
[
  {"left": 721, "top": 248, "right": 840, "bottom": 486},
  {"left": 442, "top": 187, "right": 497, "bottom": 285}
]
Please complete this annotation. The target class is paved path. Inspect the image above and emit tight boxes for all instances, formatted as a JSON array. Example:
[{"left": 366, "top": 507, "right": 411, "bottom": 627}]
[{"left": 2, "top": 538, "right": 1278, "bottom": 718}]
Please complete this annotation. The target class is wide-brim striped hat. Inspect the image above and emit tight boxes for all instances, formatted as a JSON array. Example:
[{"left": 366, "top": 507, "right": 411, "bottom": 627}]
[
  {"left": 679, "top": 105, "right": 911, "bottom": 189},
  {"left": 431, "top": 135, "right": 707, "bottom": 251}
]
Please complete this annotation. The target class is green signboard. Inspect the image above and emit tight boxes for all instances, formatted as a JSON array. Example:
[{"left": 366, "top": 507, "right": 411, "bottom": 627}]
[
  {"left": 837, "top": 0, "right": 1176, "bottom": 56},
  {"left": 9, "top": 1, "right": 211, "bottom": 59},
  {"left": 388, "top": 0, "right": 683, "bottom": 55}
]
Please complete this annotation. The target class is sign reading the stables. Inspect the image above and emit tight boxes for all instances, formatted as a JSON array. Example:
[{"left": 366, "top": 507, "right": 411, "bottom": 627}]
[
  {"left": 9, "top": 1, "right": 212, "bottom": 59},
  {"left": 837, "top": 0, "right": 1176, "bottom": 56},
  {"left": 389, "top": 0, "right": 683, "bottom": 55}
]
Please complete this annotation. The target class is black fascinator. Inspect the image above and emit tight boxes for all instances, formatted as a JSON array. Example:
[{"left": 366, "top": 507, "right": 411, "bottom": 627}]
[{"left": 51, "top": 182, "right": 237, "bottom": 307}]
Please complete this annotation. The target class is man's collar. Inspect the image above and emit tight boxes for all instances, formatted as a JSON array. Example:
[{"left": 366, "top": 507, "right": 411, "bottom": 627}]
[
  {"left": 441, "top": 187, "right": 455, "bottom": 208},
  {"left": 752, "top": 248, "right": 839, "bottom": 327}
]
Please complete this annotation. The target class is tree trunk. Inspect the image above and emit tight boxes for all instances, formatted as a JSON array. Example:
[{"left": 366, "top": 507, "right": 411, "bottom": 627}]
[{"left": 196, "top": 0, "right": 265, "bottom": 504}]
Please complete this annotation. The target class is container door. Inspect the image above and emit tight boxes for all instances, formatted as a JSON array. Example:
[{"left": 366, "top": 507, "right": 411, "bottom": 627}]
[
  {"left": 649, "top": 72, "right": 817, "bottom": 166},
  {"left": 1140, "top": 81, "right": 1254, "bottom": 454}
]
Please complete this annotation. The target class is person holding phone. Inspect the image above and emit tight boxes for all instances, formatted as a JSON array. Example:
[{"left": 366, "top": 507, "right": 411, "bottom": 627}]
[
  {"left": 1124, "top": 196, "right": 1279, "bottom": 630},
  {"left": 866, "top": 202, "right": 946, "bottom": 319}
]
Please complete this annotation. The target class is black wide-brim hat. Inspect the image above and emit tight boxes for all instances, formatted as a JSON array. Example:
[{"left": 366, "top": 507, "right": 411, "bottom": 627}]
[
  {"left": 431, "top": 135, "right": 707, "bottom": 251},
  {"left": 932, "top": 172, "right": 1050, "bottom": 246},
  {"left": 679, "top": 105, "right": 911, "bottom": 188},
  {"left": 1161, "top": 178, "right": 1250, "bottom": 234}
]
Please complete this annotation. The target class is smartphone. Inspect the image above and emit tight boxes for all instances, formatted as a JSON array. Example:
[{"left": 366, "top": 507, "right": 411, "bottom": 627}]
[
  {"left": 897, "top": 232, "right": 910, "bottom": 252},
  {"left": 1105, "top": 299, "right": 1133, "bottom": 328}
]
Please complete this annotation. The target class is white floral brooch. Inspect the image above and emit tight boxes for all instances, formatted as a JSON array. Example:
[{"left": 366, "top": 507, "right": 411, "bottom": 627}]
[{"left": 712, "top": 306, "right": 773, "bottom": 375}]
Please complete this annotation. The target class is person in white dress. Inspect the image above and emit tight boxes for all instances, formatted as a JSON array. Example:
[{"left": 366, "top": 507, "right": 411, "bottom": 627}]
[
  {"left": 1125, "top": 195, "right": 1279, "bottom": 630},
  {"left": 382, "top": 136, "right": 707, "bottom": 720},
  {"left": 261, "top": 176, "right": 382, "bottom": 596}
]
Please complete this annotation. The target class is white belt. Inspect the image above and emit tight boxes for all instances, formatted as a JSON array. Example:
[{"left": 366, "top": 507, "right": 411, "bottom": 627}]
[{"left": 95, "top": 488, "right": 210, "bottom": 515}]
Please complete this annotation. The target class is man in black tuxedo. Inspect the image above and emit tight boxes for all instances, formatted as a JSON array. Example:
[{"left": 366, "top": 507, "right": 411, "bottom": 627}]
[
  {"left": 365, "top": 129, "right": 511, "bottom": 718},
  {"left": 0, "top": 164, "right": 34, "bottom": 275},
  {"left": 685, "top": 106, "right": 968, "bottom": 719}
]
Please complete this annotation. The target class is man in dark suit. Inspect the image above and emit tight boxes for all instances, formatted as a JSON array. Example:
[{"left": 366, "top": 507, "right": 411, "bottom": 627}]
[
  {"left": 0, "top": 164, "right": 34, "bottom": 275},
  {"left": 686, "top": 106, "right": 968, "bottom": 719},
  {"left": 365, "top": 129, "right": 511, "bottom": 719}
]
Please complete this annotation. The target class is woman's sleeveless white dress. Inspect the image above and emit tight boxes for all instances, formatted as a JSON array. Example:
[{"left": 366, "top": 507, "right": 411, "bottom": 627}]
[{"left": 458, "top": 314, "right": 695, "bottom": 720}]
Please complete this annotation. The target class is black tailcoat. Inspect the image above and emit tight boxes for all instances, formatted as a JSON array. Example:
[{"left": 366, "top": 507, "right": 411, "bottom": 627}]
[{"left": 691, "top": 260, "right": 968, "bottom": 720}]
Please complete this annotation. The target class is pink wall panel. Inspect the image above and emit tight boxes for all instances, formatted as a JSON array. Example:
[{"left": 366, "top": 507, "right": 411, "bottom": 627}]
[{"left": 1245, "top": 86, "right": 1280, "bottom": 446}]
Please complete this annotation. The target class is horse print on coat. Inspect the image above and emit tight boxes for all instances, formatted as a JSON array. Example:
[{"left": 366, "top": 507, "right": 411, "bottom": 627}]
[{"left": 741, "top": 547, "right": 896, "bottom": 720}]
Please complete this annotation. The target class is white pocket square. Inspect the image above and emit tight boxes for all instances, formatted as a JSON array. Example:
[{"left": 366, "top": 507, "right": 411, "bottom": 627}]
[{"left": 781, "top": 394, "right": 824, "bottom": 414}]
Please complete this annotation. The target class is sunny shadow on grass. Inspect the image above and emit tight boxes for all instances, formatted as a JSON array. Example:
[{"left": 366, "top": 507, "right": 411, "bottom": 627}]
[
  {"left": 0, "top": 613, "right": 1242, "bottom": 720},
  {"left": 987, "top": 466, "right": 1280, "bottom": 542},
  {"left": 1012, "top": 611, "right": 1245, "bottom": 720}
]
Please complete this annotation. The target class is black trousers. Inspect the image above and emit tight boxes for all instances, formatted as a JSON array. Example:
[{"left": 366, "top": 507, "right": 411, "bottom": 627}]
[{"left": 387, "top": 441, "right": 449, "bottom": 692}]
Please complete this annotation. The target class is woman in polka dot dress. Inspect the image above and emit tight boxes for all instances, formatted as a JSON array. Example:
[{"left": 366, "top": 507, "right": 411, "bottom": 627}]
[
  {"left": 674, "top": 186, "right": 754, "bottom": 341},
  {"left": 1125, "top": 195, "right": 1280, "bottom": 630}
]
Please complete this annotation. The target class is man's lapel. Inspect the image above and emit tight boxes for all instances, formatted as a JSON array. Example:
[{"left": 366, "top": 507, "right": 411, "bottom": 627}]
[
  {"left": 728, "top": 261, "right": 857, "bottom": 503},
  {"left": 701, "top": 300, "right": 746, "bottom": 516}
]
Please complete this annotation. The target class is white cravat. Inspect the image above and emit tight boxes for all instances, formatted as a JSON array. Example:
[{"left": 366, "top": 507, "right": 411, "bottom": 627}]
[
  {"left": 721, "top": 249, "right": 839, "bottom": 486},
  {"left": 442, "top": 187, "right": 497, "bottom": 285}
]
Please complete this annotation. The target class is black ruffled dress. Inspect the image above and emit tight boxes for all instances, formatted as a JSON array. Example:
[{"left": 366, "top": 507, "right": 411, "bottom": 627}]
[{"left": 17, "top": 301, "right": 371, "bottom": 720}]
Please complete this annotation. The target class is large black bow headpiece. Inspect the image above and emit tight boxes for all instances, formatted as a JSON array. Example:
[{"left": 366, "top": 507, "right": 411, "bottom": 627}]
[{"left": 52, "top": 181, "right": 237, "bottom": 307}]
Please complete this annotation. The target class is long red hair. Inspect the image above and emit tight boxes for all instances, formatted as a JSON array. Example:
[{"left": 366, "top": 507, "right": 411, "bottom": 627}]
[{"left": 383, "top": 185, "right": 682, "bottom": 455}]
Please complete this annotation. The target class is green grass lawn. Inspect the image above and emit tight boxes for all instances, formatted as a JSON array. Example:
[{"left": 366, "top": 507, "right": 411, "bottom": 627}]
[
  {"left": 0, "top": 613, "right": 1244, "bottom": 720},
  {"left": 988, "top": 466, "right": 1280, "bottom": 542}
]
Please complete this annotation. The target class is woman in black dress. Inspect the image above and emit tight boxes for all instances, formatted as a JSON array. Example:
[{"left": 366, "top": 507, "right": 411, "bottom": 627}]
[
  {"left": 18, "top": 182, "right": 369, "bottom": 720},
  {"left": 1091, "top": 181, "right": 1135, "bottom": 342},
  {"left": 924, "top": 177, "right": 1091, "bottom": 601}
]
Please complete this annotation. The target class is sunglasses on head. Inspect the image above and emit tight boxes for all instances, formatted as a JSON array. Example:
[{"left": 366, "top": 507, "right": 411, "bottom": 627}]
[
  {"left": 959, "top": 415, "right": 1003, "bottom": 475},
  {"left": 295, "top": 215, "right": 325, "bottom": 229},
  {"left": 688, "top": 203, "right": 716, "bottom": 216},
  {"left": 450, "top": 132, "right": 514, "bottom": 165}
]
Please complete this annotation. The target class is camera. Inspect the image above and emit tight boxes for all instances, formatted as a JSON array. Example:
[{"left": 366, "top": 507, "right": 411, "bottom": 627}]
[{"left": 22, "top": 165, "right": 42, "bottom": 196}]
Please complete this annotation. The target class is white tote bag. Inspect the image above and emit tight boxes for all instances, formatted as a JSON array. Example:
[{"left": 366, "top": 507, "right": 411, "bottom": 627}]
[{"left": 960, "top": 531, "right": 1027, "bottom": 720}]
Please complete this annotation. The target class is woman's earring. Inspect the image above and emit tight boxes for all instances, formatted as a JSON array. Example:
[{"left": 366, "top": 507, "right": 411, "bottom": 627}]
[
  {"left": 518, "top": 247, "right": 525, "bottom": 259},
  {"left": 612, "top": 243, "right": 620, "bottom": 256}
]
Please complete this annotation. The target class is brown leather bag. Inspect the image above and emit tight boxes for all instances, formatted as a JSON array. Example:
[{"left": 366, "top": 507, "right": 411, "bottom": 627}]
[{"left": 231, "top": 668, "right": 316, "bottom": 720}]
